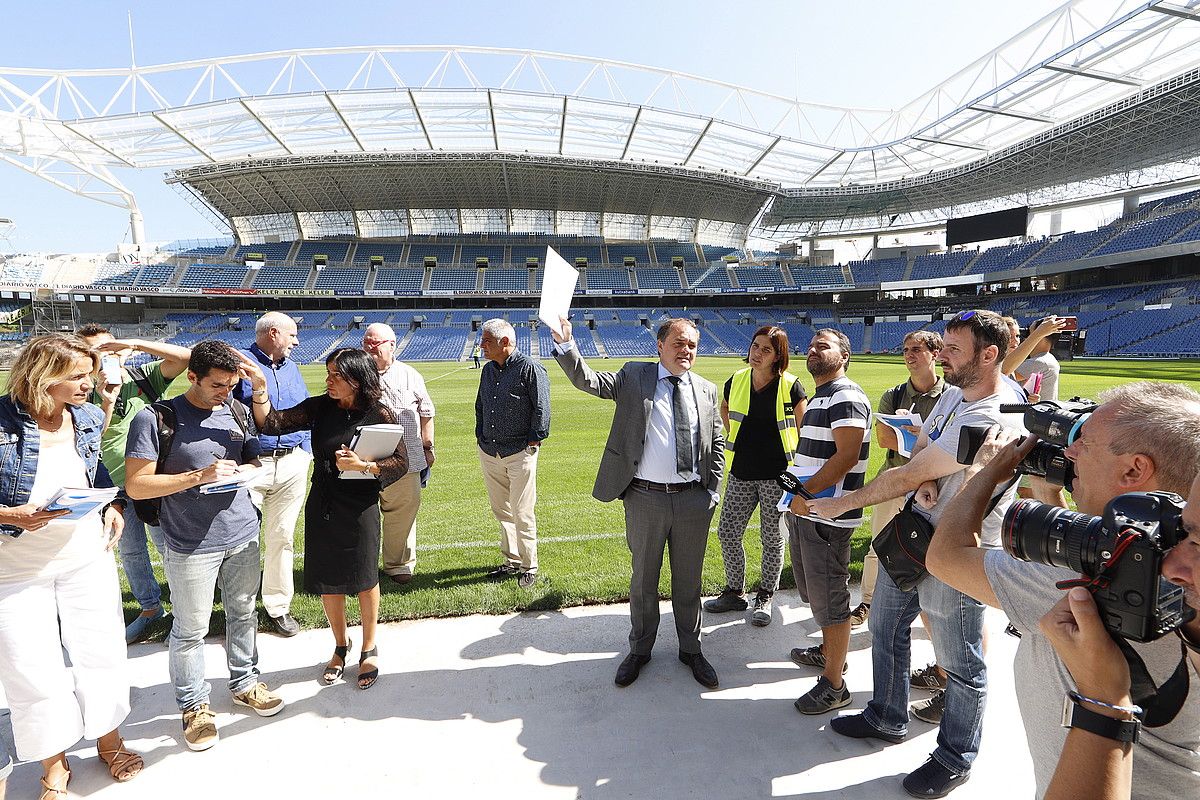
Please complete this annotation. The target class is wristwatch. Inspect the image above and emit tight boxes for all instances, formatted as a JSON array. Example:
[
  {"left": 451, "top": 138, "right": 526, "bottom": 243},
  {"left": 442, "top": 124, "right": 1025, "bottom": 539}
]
[{"left": 1061, "top": 692, "right": 1142, "bottom": 743}]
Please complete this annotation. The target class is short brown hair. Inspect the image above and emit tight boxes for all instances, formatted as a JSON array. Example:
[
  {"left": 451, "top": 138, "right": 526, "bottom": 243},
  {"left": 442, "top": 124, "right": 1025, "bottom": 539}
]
[
  {"left": 656, "top": 318, "right": 699, "bottom": 343},
  {"left": 945, "top": 310, "right": 1009, "bottom": 360},
  {"left": 746, "top": 325, "right": 790, "bottom": 374},
  {"left": 76, "top": 323, "right": 111, "bottom": 339},
  {"left": 903, "top": 330, "right": 943, "bottom": 353},
  {"left": 9, "top": 334, "right": 97, "bottom": 419}
]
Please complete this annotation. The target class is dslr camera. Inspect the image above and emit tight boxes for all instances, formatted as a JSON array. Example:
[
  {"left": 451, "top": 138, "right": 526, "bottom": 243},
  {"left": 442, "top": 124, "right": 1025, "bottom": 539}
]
[
  {"left": 957, "top": 398, "right": 1097, "bottom": 489},
  {"left": 1003, "top": 492, "right": 1195, "bottom": 642}
]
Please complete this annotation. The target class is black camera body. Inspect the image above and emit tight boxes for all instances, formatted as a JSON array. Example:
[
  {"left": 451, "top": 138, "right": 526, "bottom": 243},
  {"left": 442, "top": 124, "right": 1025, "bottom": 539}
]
[
  {"left": 999, "top": 398, "right": 1098, "bottom": 489},
  {"left": 1003, "top": 491, "right": 1195, "bottom": 642}
]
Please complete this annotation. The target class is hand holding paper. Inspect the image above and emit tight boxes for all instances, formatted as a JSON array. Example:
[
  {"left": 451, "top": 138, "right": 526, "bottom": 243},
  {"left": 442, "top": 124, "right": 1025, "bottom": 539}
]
[
  {"left": 537, "top": 247, "right": 578, "bottom": 339},
  {"left": 37, "top": 487, "right": 120, "bottom": 521},
  {"left": 873, "top": 411, "right": 924, "bottom": 459}
]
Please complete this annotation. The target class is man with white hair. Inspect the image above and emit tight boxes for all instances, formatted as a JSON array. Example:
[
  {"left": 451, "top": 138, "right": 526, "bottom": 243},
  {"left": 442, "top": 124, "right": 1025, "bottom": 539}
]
[
  {"left": 475, "top": 318, "right": 551, "bottom": 589},
  {"left": 233, "top": 311, "right": 310, "bottom": 636},
  {"left": 362, "top": 322, "right": 436, "bottom": 584}
]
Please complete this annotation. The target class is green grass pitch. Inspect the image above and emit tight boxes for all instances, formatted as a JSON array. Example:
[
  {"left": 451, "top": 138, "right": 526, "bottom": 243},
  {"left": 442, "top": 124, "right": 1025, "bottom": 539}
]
[{"left": 122, "top": 354, "right": 1200, "bottom": 633}]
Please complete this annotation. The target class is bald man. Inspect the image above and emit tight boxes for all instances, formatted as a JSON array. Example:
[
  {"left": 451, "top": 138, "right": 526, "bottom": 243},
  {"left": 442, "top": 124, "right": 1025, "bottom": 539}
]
[
  {"left": 233, "top": 311, "right": 311, "bottom": 636},
  {"left": 363, "top": 323, "right": 436, "bottom": 584}
]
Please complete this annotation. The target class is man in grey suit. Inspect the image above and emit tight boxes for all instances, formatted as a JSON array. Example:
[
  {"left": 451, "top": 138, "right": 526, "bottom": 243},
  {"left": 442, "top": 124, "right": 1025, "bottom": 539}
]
[{"left": 551, "top": 316, "right": 725, "bottom": 688}]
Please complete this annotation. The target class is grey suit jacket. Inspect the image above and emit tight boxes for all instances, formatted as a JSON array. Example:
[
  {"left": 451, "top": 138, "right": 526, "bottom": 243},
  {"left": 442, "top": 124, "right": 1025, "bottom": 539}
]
[{"left": 554, "top": 344, "right": 724, "bottom": 503}]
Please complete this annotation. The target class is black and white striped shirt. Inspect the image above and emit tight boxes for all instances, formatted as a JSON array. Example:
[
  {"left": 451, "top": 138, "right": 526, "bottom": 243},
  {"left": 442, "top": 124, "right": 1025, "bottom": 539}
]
[{"left": 792, "top": 376, "right": 871, "bottom": 528}]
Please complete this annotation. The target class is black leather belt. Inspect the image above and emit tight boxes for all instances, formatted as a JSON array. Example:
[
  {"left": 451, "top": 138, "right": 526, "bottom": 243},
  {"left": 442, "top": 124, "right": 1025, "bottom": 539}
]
[
  {"left": 630, "top": 478, "right": 700, "bottom": 494},
  {"left": 262, "top": 447, "right": 296, "bottom": 458}
]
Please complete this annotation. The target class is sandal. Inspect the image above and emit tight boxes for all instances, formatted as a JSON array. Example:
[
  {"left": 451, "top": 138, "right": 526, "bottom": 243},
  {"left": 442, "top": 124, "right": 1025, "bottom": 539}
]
[
  {"left": 322, "top": 639, "right": 352, "bottom": 685},
  {"left": 98, "top": 741, "right": 143, "bottom": 782},
  {"left": 39, "top": 770, "right": 70, "bottom": 800},
  {"left": 358, "top": 646, "right": 379, "bottom": 690}
]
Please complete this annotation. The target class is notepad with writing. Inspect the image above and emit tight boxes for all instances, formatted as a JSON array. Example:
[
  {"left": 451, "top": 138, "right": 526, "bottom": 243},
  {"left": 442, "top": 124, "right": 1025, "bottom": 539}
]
[
  {"left": 37, "top": 487, "right": 120, "bottom": 520},
  {"left": 341, "top": 424, "right": 406, "bottom": 479}
]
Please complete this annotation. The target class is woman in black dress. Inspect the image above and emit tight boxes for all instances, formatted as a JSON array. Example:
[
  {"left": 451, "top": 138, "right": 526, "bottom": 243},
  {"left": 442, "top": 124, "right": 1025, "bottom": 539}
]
[{"left": 239, "top": 348, "right": 406, "bottom": 689}]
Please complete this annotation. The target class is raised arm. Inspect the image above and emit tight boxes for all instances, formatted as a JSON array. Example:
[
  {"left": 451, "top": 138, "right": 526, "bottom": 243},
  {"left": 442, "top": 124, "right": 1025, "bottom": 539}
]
[
  {"left": 97, "top": 338, "right": 192, "bottom": 380},
  {"left": 550, "top": 316, "right": 624, "bottom": 400},
  {"left": 237, "top": 352, "right": 316, "bottom": 434},
  {"left": 1002, "top": 316, "right": 1068, "bottom": 377}
]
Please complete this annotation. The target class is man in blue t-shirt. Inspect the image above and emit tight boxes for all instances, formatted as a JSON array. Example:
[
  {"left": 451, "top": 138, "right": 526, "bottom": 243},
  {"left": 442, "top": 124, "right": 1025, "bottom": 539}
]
[{"left": 125, "top": 341, "right": 285, "bottom": 753}]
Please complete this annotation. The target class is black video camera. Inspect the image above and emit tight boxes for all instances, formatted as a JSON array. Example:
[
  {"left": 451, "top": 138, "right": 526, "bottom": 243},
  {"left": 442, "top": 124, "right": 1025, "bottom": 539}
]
[
  {"left": 957, "top": 398, "right": 1097, "bottom": 489},
  {"left": 1003, "top": 491, "right": 1195, "bottom": 642}
]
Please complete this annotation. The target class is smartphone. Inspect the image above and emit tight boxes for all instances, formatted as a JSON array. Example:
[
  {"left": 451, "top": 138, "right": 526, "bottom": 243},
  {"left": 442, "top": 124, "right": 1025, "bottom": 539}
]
[
  {"left": 100, "top": 355, "right": 121, "bottom": 386},
  {"left": 1060, "top": 316, "right": 1078, "bottom": 332}
]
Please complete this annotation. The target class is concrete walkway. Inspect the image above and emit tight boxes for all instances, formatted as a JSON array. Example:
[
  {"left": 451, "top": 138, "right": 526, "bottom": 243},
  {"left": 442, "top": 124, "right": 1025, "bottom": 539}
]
[{"left": 1, "top": 592, "right": 1034, "bottom": 799}]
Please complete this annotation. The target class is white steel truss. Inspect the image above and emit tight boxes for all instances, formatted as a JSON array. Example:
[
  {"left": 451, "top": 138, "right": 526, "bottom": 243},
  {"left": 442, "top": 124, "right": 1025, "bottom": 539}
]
[{"left": 0, "top": 0, "right": 1198, "bottom": 234}]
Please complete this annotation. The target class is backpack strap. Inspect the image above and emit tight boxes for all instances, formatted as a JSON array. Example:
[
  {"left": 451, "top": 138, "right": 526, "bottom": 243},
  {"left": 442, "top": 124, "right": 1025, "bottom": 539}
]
[
  {"left": 126, "top": 364, "right": 163, "bottom": 403},
  {"left": 225, "top": 397, "right": 250, "bottom": 438},
  {"left": 149, "top": 400, "right": 177, "bottom": 469}
]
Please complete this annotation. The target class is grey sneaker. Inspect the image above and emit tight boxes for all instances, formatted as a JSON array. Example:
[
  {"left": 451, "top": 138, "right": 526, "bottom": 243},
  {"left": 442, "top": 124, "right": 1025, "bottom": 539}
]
[
  {"left": 788, "top": 644, "right": 848, "bottom": 675},
  {"left": 794, "top": 676, "right": 852, "bottom": 715},
  {"left": 910, "top": 662, "right": 948, "bottom": 691},
  {"left": 232, "top": 683, "right": 285, "bottom": 717},
  {"left": 849, "top": 602, "right": 870, "bottom": 628},
  {"left": 182, "top": 703, "right": 218, "bottom": 751},
  {"left": 750, "top": 590, "right": 773, "bottom": 627},
  {"left": 703, "top": 587, "right": 748, "bottom": 613},
  {"left": 911, "top": 689, "right": 945, "bottom": 724},
  {"left": 517, "top": 570, "right": 538, "bottom": 589}
]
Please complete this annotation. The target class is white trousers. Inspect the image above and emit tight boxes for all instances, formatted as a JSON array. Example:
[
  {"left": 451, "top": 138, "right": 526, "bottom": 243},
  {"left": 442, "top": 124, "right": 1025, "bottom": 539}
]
[
  {"left": 249, "top": 448, "right": 312, "bottom": 618},
  {"left": 478, "top": 446, "right": 539, "bottom": 571},
  {"left": 0, "top": 554, "right": 129, "bottom": 761}
]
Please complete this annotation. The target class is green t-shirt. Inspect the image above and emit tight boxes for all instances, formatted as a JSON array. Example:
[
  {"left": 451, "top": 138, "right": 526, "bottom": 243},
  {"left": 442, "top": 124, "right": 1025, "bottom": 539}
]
[{"left": 91, "top": 360, "right": 173, "bottom": 486}]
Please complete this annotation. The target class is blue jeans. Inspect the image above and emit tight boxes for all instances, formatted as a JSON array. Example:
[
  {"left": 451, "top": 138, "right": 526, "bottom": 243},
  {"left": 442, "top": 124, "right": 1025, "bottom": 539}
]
[
  {"left": 118, "top": 504, "right": 166, "bottom": 611},
  {"left": 863, "top": 568, "right": 988, "bottom": 776},
  {"left": 162, "top": 538, "right": 262, "bottom": 712}
]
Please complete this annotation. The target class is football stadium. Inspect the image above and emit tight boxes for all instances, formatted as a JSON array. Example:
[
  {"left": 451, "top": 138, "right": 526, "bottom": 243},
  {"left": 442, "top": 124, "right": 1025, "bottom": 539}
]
[{"left": 1, "top": 1, "right": 1200, "bottom": 798}]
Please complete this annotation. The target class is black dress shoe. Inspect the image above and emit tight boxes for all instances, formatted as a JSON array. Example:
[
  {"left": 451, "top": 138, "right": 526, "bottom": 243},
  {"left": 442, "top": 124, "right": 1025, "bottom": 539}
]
[
  {"left": 266, "top": 613, "right": 300, "bottom": 637},
  {"left": 615, "top": 653, "right": 651, "bottom": 687},
  {"left": 678, "top": 651, "right": 719, "bottom": 689}
]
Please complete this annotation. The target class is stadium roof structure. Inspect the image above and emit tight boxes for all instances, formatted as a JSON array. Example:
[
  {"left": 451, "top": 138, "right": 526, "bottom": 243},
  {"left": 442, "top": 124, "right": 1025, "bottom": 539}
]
[{"left": 2, "top": 0, "right": 1200, "bottom": 242}]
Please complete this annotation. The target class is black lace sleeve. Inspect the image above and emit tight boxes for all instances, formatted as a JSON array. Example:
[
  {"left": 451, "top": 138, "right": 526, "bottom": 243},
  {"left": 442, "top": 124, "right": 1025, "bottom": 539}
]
[
  {"left": 258, "top": 395, "right": 323, "bottom": 436},
  {"left": 371, "top": 404, "right": 409, "bottom": 488}
]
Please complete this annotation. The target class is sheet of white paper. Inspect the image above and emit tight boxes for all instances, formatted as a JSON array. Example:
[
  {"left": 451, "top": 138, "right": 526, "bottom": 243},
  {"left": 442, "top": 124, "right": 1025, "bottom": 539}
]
[
  {"left": 537, "top": 247, "right": 579, "bottom": 338},
  {"left": 198, "top": 465, "right": 268, "bottom": 495}
]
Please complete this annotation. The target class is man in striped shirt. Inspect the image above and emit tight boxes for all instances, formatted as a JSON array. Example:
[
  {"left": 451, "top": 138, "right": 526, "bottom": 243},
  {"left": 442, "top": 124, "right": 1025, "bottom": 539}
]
[{"left": 784, "top": 329, "right": 872, "bottom": 716}]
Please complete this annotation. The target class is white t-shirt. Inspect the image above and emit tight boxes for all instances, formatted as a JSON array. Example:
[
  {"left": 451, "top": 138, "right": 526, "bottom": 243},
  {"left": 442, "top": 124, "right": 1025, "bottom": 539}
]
[
  {"left": 0, "top": 433, "right": 105, "bottom": 582},
  {"left": 1017, "top": 352, "right": 1060, "bottom": 401}
]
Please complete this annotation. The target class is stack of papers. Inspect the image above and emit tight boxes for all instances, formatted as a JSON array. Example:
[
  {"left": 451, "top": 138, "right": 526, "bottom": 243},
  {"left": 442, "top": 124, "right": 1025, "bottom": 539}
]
[
  {"left": 199, "top": 465, "right": 268, "bottom": 495},
  {"left": 37, "top": 487, "right": 120, "bottom": 520},
  {"left": 342, "top": 424, "right": 406, "bottom": 479},
  {"left": 873, "top": 411, "right": 924, "bottom": 459}
]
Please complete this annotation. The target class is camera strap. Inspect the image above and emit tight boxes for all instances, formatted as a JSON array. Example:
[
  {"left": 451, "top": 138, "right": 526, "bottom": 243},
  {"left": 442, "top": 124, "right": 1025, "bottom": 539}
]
[{"left": 1115, "top": 637, "right": 1190, "bottom": 728}]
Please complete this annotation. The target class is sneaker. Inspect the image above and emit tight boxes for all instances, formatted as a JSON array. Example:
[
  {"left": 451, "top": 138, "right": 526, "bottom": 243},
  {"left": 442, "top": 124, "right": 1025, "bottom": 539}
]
[
  {"left": 794, "top": 675, "right": 852, "bottom": 715},
  {"left": 486, "top": 563, "right": 520, "bottom": 582},
  {"left": 849, "top": 602, "right": 871, "bottom": 628},
  {"left": 911, "top": 689, "right": 946, "bottom": 724},
  {"left": 703, "top": 587, "right": 748, "bottom": 613},
  {"left": 517, "top": 570, "right": 538, "bottom": 589},
  {"left": 788, "top": 644, "right": 848, "bottom": 675},
  {"left": 266, "top": 613, "right": 300, "bottom": 638},
  {"left": 902, "top": 757, "right": 969, "bottom": 798},
  {"left": 232, "top": 683, "right": 285, "bottom": 718},
  {"left": 910, "top": 662, "right": 948, "bottom": 691},
  {"left": 125, "top": 605, "right": 166, "bottom": 644},
  {"left": 182, "top": 703, "right": 218, "bottom": 751},
  {"left": 750, "top": 590, "right": 773, "bottom": 627}
]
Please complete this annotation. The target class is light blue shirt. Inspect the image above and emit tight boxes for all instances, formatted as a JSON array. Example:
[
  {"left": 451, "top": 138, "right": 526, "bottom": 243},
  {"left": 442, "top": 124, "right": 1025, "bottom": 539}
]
[{"left": 635, "top": 363, "right": 700, "bottom": 484}]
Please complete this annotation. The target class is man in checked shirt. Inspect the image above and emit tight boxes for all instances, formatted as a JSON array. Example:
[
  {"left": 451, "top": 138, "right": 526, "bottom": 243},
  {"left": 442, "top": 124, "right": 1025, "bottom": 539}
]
[{"left": 475, "top": 318, "right": 551, "bottom": 589}]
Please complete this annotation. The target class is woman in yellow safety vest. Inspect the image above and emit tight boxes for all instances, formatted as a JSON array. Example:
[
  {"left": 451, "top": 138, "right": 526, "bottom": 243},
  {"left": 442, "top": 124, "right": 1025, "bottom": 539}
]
[{"left": 703, "top": 325, "right": 806, "bottom": 627}]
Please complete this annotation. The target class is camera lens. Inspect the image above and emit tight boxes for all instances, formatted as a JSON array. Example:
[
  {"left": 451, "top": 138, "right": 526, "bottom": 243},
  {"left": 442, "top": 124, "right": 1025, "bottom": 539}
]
[
  {"left": 1019, "top": 442, "right": 1076, "bottom": 490},
  {"left": 1002, "top": 500, "right": 1108, "bottom": 573}
]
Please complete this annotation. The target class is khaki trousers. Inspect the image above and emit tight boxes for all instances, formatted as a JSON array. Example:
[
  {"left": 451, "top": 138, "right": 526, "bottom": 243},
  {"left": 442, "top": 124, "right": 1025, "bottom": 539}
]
[
  {"left": 478, "top": 446, "right": 539, "bottom": 571},
  {"left": 248, "top": 448, "right": 312, "bottom": 618},
  {"left": 862, "top": 488, "right": 906, "bottom": 606},
  {"left": 380, "top": 470, "right": 422, "bottom": 576}
]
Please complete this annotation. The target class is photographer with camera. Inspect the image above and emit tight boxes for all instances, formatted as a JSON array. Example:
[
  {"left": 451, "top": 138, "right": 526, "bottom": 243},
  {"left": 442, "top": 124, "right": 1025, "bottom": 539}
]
[
  {"left": 806, "top": 309, "right": 1026, "bottom": 798},
  {"left": 927, "top": 381, "right": 1200, "bottom": 799}
]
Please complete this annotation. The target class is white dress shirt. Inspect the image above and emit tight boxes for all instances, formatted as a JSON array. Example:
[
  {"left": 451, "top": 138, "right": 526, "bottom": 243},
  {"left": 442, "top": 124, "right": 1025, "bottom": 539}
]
[{"left": 636, "top": 363, "right": 701, "bottom": 484}]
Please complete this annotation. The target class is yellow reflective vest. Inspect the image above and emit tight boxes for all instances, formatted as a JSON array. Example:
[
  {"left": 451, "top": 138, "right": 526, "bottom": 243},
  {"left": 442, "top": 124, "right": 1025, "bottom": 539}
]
[{"left": 725, "top": 367, "right": 801, "bottom": 473}]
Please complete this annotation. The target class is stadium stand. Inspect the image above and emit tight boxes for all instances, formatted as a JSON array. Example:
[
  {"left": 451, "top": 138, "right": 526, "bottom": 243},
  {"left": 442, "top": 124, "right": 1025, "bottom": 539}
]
[
  {"left": 557, "top": 243, "right": 604, "bottom": 265},
  {"left": 352, "top": 242, "right": 406, "bottom": 266},
  {"left": 593, "top": 323, "right": 657, "bottom": 357},
  {"left": 968, "top": 239, "right": 1046, "bottom": 272},
  {"left": 134, "top": 264, "right": 176, "bottom": 287},
  {"left": 460, "top": 244, "right": 505, "bottom": 265},
  {"left": 92, "top": 262, "right": 142, "bottom": 287},
  {"left": 313, "top": 266, "right": 369, "bottom": 292},
  {"left": 636, "top": 268, "right": 683, "bottom": 291},
  {"left": 407, "top": 243, "right": 457, "bottom": 266},
  {"left": 684, "top": 266, "right": 732, "bottom": 290},
  {"left": 510, "top": 245, "right": 546, "bottom": 265},
  {"left": 179, "top": 264, "right": 249, "bottom": 289},
  {"left": 791, "top": 264, "right": 850, "bottom": 289},
  {"left": 428, "top": 268, "right": 479, "bottom": 292},
  {"left": 607, "top": 244, "right": 651, "bottom": 265},
  {"left": 233, "top": 242, "right": 294, "bottom": 262},
  {"left": 700, "top": 245, "right": 740, "bottom": 262},
  {"left": 482, "top": 269, "right": 530, "bottom": 292},
  {"left": 848, "top": 257, "right": 905, "bottom": 285},
  {"left": 295, "top": 241, "right": 351, "bottom": 265},
  {"left": 734, "top": 265, "right": 788, "bottom": 290},
  {"left": 1089, "top": 209, "right": 1200, "bottom": 257},
  {"left": 399, "top": 328, "right": 470, "bottom": 361},
  {"left": 910, "top": 251, "right": 976, "bottom": 281},
  {"left": 252, "top": 265, "right": 310, "bottom": 289},
  {"left": 652, "top": 242, "right": 699, "bottom": 264},
  {"left": 582, "top": 268, "right": 631, "bottom": 291},
  {"left": 372, "top": 268, "right": 425, "bottom": 292}
]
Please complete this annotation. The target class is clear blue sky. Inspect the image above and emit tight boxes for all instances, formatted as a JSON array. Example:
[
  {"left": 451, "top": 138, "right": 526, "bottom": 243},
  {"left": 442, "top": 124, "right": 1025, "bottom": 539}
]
[{"left": 0, "top": 0, "right": 1051, "bottom": 252}]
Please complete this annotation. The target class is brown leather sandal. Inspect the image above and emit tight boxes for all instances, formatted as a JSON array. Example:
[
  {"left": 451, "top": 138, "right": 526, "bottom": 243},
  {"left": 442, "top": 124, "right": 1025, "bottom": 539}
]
[
  {"left": 39, "top": 771, "right": 70, "bottom": 800},
  {"left": 98, "top": 742, "right": 144, "bottom": 782}
]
